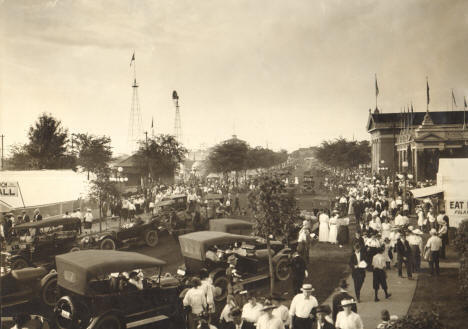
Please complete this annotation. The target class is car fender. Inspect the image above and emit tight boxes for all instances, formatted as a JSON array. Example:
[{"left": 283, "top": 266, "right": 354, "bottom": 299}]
[
  {"left": 87, "top": 310, "right": 125, "bottom": 329},
  {"left": 272, "top": 248, "right": 292, "bottom": 263},
  {"left": 10, "top": 254, "right": 30, "bottom": 266},
  {"left": 40, "top": 269, "right": 57, "bottom": 287},
  {"left": 96, "top": 233, "right": 115, "bottom": 242}
]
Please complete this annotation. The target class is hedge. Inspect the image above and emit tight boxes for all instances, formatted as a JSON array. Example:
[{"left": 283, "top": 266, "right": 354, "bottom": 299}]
[{"left": 454, "top": 219, "right": 468, "bottom": 305}]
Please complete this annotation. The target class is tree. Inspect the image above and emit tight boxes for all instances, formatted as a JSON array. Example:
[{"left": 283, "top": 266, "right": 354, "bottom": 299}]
[
  {"left": 25, "top": 113, "right": 71, "bottom": 169},
  {"left": 315, "top": 138, "right": 370, "bottom": 169},
  {"left": 88, "top": 169, "right": 119, "bottom": 231},
  {"left": 207, "top": 137, "right": 250, "bottom": 177},
  {"left": 248, "top": 174, "right": 300, "bottom": 294},
  {"left": 133, "top": 134, "right": 187, "bottom": 183},
  {"left": 75, "top": 134, "right": 113, "bottom": 179},
  {"left": 8, "top": 143, "right": 35, "bottom": 170}
]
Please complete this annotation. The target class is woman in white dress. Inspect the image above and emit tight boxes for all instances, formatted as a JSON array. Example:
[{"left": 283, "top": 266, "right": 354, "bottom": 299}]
[
  {"left": 318, "top": 210, "right": 330, "bottom": 242},
  {"left": 328, "top": 211, "right": 339, "bottom": 244},
  {"left": 381, "top": 217, "right": 391, "bottom": 240}
]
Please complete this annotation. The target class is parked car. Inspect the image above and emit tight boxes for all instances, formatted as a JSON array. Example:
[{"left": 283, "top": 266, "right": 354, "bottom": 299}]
[
  {"left": 76, "top": 217, "right": 161, "bottom": 250},
  {"left": 160, "top": 194, "right": 188, "bottom": 212},
  {"left": 54, "top": 250, "right": 185, "bottom": 329},
  {"left": 177, "top": 231, "right": 291, "bottom": 301},
  {"left": 208, "top": 218, "right": 253, "bottom": 235},
  {"left": 1, "top": 264, "right": 58, "bottom": 309},
  {"left": 5, "top": 217, "right": 82, "bottom": 269}
]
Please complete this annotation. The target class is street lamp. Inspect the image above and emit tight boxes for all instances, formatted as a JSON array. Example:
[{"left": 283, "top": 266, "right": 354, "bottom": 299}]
[{"left": 400, "top": 161, "right": 413, "bottom": 210}]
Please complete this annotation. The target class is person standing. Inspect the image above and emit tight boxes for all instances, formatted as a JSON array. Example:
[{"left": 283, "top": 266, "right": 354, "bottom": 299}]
[
  {"left": 84, "top": 208, "right": 94, "bottom": 232},
  {"left": 21, "top": 211, "right": 30, "bottom": 223},
  {"left": 318, "top": 210, "right": 330, "bottom": 243},
  {"left": 328, "top": 212, "right": 339, "bottom": 245},
  {"left": 331, "top": 280, "right": 357, "bottom": 323},
  {"left": 372, "top": 247, "right": 392, "bottom": 302},
  {"left": 33, "top": 209, "right": 42, "bottom": 221},
  {"left": 408, "top": 229, "right": 423, "bottom": 273},
  {"left": 425, "top": 228, "right": 442, "bottom": 276},
  {"left": 241, "top": 292, "right": 263, "bottom": 329},
  {"left": 349, "top": 244, "right": 366, "bottom": 302},
  {"left": 396, "top": 233, "right": 413, "bottom": 279},
  {"left": 297, "top": 221, "right": 312, "bottom": 264},
  {"left": 225, "top": 308, "right": 249, "bottom": 329},
  {"left": 271, "top": 294, "right": 290, "bottom": 329},
  {"left": 289, "top": 284, "right": 318, "bottom": 329},
  {"left": 183, "top": 277, "right": 208, "bottom": 329},
  {"left": 290, "top": 252, "right": 308, "bottom": 294},
  {"left": 337, "top": 217, "right": 350, "bottom": 247},
  {"left": 314, "top": 305, "right": 336, "bottom": 329},
  {"left": 437, "top": 220, "right": 448, "bottom": 259},
  {"left": 256, "top": 301, "right": 284, "bottom": 329},
  {"left": 335, "top": 299, "right": 363, "bottom": 329}
]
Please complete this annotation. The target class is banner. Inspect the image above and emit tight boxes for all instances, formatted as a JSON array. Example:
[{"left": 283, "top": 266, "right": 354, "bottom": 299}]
[
  {"left": 445, "top": 199, "right": 468, "bottom": 227},
  {"left": 0, "top": 182, "right": 19, "bottom": 197}
]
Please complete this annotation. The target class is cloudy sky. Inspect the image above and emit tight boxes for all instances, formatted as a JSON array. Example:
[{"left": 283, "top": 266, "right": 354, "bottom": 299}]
[{"left": 1, "top": 0, "right": 467, "bottom": 155}]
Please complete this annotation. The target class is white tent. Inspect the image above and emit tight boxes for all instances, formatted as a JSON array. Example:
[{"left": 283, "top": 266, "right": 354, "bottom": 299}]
[{"left": 0, "top": 170, "right": 91, "bottom": 211}]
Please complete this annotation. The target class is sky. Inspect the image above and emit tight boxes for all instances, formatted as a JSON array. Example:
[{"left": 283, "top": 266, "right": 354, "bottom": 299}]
[{"left": 1, "top": 0, "right": 468, "bottom": 155}]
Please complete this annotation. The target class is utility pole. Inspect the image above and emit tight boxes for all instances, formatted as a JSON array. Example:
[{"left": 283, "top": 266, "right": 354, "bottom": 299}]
[
  {"left": 144, "top": 131, "right": 148, "bottom": 146},
  {"left": 1, "top": 134, "right": 4, "bottom": 170}
]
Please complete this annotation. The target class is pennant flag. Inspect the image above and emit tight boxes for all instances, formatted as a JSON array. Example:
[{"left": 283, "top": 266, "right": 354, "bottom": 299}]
[
  {"left": 375, "top": 74, "right": 379, "bottom": 96},
  {"left": 426, "top": 79, "right": 430, "bottom": 105},
  {"left": 465, "top": 96, "right": 467, "bottom": 108},
  {"left": 452, "top": 89, "right": 457, "bottom": 106},
  {"left": 130, "top": 52, "right": 135, "bottom": 66},
  {"left": 411, "top": 103, "right": 414, "bottom": 113},
  {"left": 151, "top": 117, "right": 154, "bottom": 128}
]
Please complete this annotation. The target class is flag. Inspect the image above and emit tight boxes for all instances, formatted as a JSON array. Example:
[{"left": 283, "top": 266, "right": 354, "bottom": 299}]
[
  {"left": 151, "top": 117, "right": 154, "bottom": 128},
  {"left": 452, "top": 89, "right": 457, "bottom": 106},
  {"left": 130, "top": 52, "right": 135, "bottom": 66},
  {"left": 464, "top": 96, "right": 467, "bottom": 108},
  {"left": 375, "top": 74, "right": 379, "bottom": 96},
  {"left": 426, "top": 79, "right": 430, "bottom": 105}
]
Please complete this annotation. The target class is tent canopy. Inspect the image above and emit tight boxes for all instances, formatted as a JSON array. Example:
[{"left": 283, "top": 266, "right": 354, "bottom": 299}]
[{"left": 410, "top": 185, "right": 444, "bottom": 199}]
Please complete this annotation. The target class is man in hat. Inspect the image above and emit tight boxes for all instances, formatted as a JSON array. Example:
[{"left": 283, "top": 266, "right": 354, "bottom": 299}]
[
  {"left": 408, "top": 229, "right": 423, "bottom": 272},
  {"left": 226, "top": 255, "right": 241, "bottom": 295},
  {"left": 21, "top": 210, "right": 30, "bottom": 223},
  {"left": 289, "top": 284, "right": 318, "bottom": 329},
  {"left": 225, "top": 308, "right": 249, "bottom": 329},
  {"left": 241, "top": 291, "right": 263, "bottom": 329},
  {"left": 297, "top": 220, "right": 312, "bottom": 264},
  {"left": 425, "top": 228, "right": 442, "bottom": 276},
  {"left": 271, "top": 294, "right": 290, "bottom": 328},
  {"left": 256, "top": 300, "right": 283, "bottom": 329},
  {"left": 335, "top": 299, "right": 363, "bottom": 329},
  {"left": 372, "top": 247, "right": 391, "bottom": 302},
  {"left": 291, "top": 251, "right": 308, "bottom": 294},
  {"left": 314, "top": 305, "right": 335, "bottom": 329},
  {"left": 395, "top": 233, "right": 413, "bottom": 279},
  {"left": 349, "top": 243, "right": 366, "bottom": 302},
  {"left": 33, "top": 209, "right": 42, "bottom": 222},
  {"left": 332, "top": 280, "right": 357, "bottom": 322}
]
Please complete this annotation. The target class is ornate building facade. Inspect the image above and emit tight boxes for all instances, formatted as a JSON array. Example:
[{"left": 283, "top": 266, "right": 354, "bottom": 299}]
[{"left": 367, "top": 109, "right": 468, "bottom": 181}]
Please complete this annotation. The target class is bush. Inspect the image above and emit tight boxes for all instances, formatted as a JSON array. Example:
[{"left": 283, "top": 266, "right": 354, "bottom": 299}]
[
  {"left": 454, "top": 219, "right": 468, "bottom": 305},
  {"left": 388, "top": 311, "right": 446, "bottom": 329},
  {"left": 453, "top": 219, "right": 468, "bottom": 254}
]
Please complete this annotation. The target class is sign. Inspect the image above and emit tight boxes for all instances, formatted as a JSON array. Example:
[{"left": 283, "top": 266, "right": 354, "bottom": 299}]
[
  {"left": 447, "top": 200, "right": 468, "bottom": 216},
  {"left": 0, "top": 182, "right": 18, "bottom": 197}
]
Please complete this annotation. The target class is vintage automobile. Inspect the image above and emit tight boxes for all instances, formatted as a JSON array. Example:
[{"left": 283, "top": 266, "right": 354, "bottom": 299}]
[
  {"left": 160, "top": 194, "right": 188, "bottom": 212},
  {"left": 54, "top": 250, "right": 185, "bottom": 329},
  {"left": 76, "top": 217, "right": 161, "bottom": 251},
  {"left": 5, "top": 217, "right": 82, "bottom": 269},
  {"left": 177, "top": 231, "right": 291, "bottom": 301},
  {"left": 208, "top": 218, "right": 253, "bottom": 235},
  {"left": 203, "top": 193, "right": 224, "bottom": 219},
  {"left": 1, "top": 264, "right": 58, "bottom": 309}
]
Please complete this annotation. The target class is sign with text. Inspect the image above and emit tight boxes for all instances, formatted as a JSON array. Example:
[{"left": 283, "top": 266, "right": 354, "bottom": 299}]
[
  {"left": 0, "top": 182, "right": 19, "bottom": 197},
  {"left": 447, "top": 200, "right": 468, "bottom": 216}
]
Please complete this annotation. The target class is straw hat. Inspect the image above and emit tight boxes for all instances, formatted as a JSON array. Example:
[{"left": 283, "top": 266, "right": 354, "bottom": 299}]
[
  {"left": 412, "top": 229, "right": 423, "bottom": 235},
  {"left": 430, "top": 228, "right": 437, "bottom": 235},
  {"left": 341, "top": 299, "right": 356, "bottom": 307},
  {"left": 301, "top": 283, "right": 315, "bottom": 292},
  {"left": 261, "top": 300, "right": 276, "bottom": 312}
]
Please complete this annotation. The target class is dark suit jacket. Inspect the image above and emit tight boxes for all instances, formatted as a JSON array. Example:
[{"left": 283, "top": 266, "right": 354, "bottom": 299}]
[
  {"left": 224, "top": 322, "right": 251, "bottom": 329},
  {"left": 396, "top": 239, "right": 412, "bottom": 259},
  {"left": 313, "top": 320, "right": 336, "bottom": 329},
  {"left": 349, "top": 251, "right": 366, "bottom": 269}
]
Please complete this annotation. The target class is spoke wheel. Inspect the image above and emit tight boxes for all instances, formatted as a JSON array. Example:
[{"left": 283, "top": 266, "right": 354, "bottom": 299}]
[
  {"left": 100, "top": 238, "right": 116, "bottom": 250},
  {"left": 145, "top": 230, "right": 159, "bottom": 247},
  {"left": 213, "top": 275, "right": 229, "bottom": 302},
  {"left": 275, "top": 257, "right": 291, "bottom": 281},
  {"left": 41, "top": 277, "right": 58, "bottom": 307}
]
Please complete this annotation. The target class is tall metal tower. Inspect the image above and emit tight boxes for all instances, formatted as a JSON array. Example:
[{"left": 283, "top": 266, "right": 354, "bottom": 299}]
[
  {"left": 172, "top": 90, "right": 182, "bottom": 143},
  {"left": 128, "top": 52, "right": 143, "bottom": 153}
]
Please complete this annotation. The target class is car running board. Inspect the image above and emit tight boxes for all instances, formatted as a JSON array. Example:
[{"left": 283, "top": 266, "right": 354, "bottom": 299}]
[{"left": 126, "top": 315, "right": 169, "bottom": 328}]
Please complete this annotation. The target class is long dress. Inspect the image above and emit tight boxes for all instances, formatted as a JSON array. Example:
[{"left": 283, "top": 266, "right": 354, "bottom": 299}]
[
  {"left": 318, "top": 213, "right": 330, "bottom": 242},
  {"left": 381, "top": 222, "right": 391, "bottom": 240},
  {"left": 337, "top": 217, "right": 350, "bottom": 245},
  {"left": 328, "top": 216, "right": 338, "bottom": 244}
]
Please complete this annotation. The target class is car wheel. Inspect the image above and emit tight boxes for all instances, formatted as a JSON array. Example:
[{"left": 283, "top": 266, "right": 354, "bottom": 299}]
[
  {"left": 55, "top": 296, "right": 76, "bottom": 329},
  {"left": 93, "top": 314, "right": 124, "bottom": 329},
  {"left": 100, "top": 238, "right": 116, "bottom": 250},
  {"left": 213, "top": 275, "right": 229, "bottom": 302},
  {"left": 41, "top": 276, "right": 58, "bottom": 307},
  {"left": 144, "top": 230, "right": 159, "bottom": 247},
  {"left": 70, "top": 246, "right": 80, "bottom": 252},
  {"left": 11, "top": 258, "right": 29, "bottom": 270},
  {"left": 275, "top": 257, "right": 291, "bottom": 281}
]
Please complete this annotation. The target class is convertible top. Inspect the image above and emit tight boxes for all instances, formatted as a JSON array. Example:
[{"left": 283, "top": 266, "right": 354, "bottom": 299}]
[
  {"left": 155, "top": 199, "right": 175, "bottom": 207},
  {"left": 209, "top": 218, "right": 253, "bottom": 234},
  {"left": 13, "top": 217, "right": 81, "bottom": 230},
  {"left": 56, "top": 250, "right": 166, "bottom": 295}
]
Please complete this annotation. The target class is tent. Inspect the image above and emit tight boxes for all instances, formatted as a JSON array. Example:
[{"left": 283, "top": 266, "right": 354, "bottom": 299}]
[
  {"left": 410, "top": 185, "right": 443, "bottom": 199},
  {"left": 0, "top": 170, "right": 91, "bottom": 211}
]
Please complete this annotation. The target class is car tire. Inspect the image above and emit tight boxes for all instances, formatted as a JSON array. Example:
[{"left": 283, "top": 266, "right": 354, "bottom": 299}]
[
  {"left": 70, "top": 246, "right": 80, "bottom": 252},
  {"left": 92, "top": 314, "right": 124, "bottom": 329},
  {"left": 100, "top": 238, "right": 116, "bottom": 250},
  {"left": 55, "top": 296, "right": 76, "bottom": 329},
  {"left": 213, "top": 275, "right": 229, "bottom": 302},
  {"left": 41, "top": 276, "right": 58, "bottom": 307},
  {"left": 144, "top": 230, "right": 159, "bottom": 247},
  {"left": 275, "top": 257, "right": 291, "bottom": 281},
  {"left": 11, "top": 258, "right": 29, "bottom": 270}
]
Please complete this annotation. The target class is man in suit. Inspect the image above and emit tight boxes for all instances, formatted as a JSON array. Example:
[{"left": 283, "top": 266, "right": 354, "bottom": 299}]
[
  {"left": 225, "top": 307, "right": 249, "bottom": 329},
  {"left": 331, "top": 280, "right": 357, "bottom": 322},
  {"left": 290, "top": 252, "right": 308, "bottom": 294},
  {"left": 314, "top": 305, "right": 335, "bottom": 329},
  {"left": 395, "top": 233, "right": 413, "bottom": 279},
  {"left": 349, "top": 243, "right": 366, "bottom": 302}
]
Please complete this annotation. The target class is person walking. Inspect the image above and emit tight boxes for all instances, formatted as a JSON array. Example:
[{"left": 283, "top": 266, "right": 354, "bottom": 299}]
[
  {"left": 297, "top": 221, "right": 312, "bottom": 264},
  {"left": 396, "top": 233, "right": 413, "bottom": 279},
  {"left": 331, "top": 280, "right": 357, "bottom": 323},
  {"left": 224, "top": 308, "right": 249, "bottom": 329},
  {"left": 318, "top": 210, "right": 330, "bottom": 243},
  {"left": 289, "top": 284, "right": 318, "bottom": 329},
  {"left": 84, "top": 208, "right": 94, "bottom": 233},
  {"left": 241, "top": 292, "right": 263, "bottom": 329},
  {"left": 408, "top": 229, "right": 423, "bottom": 272},
  {"left": 372, "top": 247, "right": 392, "bottom": 302},
  {"left": 290, "top": 252, "right": 308, "bottom": 294},
  {"left": 271, "top": 294, "right": 290, "bottom": 329},
  {"left": 183, "top": 277, "right": 208, "bottom": 329},
  {"left": 349, "top": 244, "right": 366, "bottom": 302},
  {"left": 256, "top": 300, "right": 284, "bottom": 329},
  {"left": 335, "top": 299, "right": 363, "bottom": 329},
  {"left": 313, "top": 305, "right": 336, "bottom": 329},
  {"left": 425, "top": 228, "right": 442, "bottom": 276}
]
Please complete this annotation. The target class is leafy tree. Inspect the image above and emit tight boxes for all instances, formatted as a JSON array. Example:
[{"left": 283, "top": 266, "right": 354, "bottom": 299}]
[
  {"left": 8, "top": 143, "right": 36, "bottom": 170},
  {"left": 133, "top": 134, "right": 187, "bottom": 183},
  {"left": 25, "top": 113, "right": 71, "bottom": 169},
  {"left": 248, "top": 174, "right": 300, "bottom": 293},
  {"left": 88, "top": 168, "right": 119, "bottom": 231},
  {"left": 246, "top": 147, "right": 287, "bottom": 170},
  {"left": 75, "top": 133, "right": 113, "bottom": 179},
  {"left": 207, "top": 137, "right": 250, "bottom": 175},
  {"left": 315, "top": 138, "right": 370, "bottom": 169}
]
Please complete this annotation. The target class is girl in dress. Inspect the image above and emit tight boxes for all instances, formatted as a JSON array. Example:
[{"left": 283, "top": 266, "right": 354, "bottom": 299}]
[
  {"left": 318, "top": 209, "right": 330, "bottom": 242},
  {"left": 328, "top": 211, "right": 339, "bottom": 244}
]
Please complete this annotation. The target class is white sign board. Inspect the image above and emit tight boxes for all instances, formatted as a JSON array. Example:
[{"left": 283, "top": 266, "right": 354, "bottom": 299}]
[
  {"left": 0, "top": 182, "right": 19, "bottom": 197},
  {"left": 445, "top": 199, "right": 468, "bottom": 227}
]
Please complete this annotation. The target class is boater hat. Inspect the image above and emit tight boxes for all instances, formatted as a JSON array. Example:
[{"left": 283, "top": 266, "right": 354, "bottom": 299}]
[
  {"left": 261, "top": 300, "right": 276, "bottom": 312},
  {"left": 341, "top": 299, "right": 356, "bottom": 307},
  {"left": 412, "top": 229, "right": 423, "bottom": 235},
  {"left": 301, "top": 283, "right": 315, "bottom": 292}
]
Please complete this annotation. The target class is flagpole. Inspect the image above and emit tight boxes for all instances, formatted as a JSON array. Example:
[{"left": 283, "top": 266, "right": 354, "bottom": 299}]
[
  {"left": 464, "top": 96, "right": 467, "bottom": 130},
  {"left": 426, "top": 77, "right": 429, "bottom": 112},
  {"left": 451, "top": 89, "right": 454, "bottom": 111},
  {"left": 375, "top": 73, "right": 378, "bottom": 111}
]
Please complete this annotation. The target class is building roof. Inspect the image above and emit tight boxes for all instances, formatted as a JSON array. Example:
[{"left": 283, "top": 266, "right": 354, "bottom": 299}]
[{"left": 367, "top": 110, "right": 467, "bottom": 131}]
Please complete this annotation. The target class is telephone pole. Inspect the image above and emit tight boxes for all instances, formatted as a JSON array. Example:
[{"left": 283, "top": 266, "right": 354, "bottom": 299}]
[{"left": 1, "top": 134, "right": 4, "bottom": 170}]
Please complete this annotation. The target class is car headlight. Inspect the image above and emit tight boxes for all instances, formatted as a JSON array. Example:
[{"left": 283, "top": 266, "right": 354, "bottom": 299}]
[{"left": 177, "top": 268, "right": 186, "bottom": 276}]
